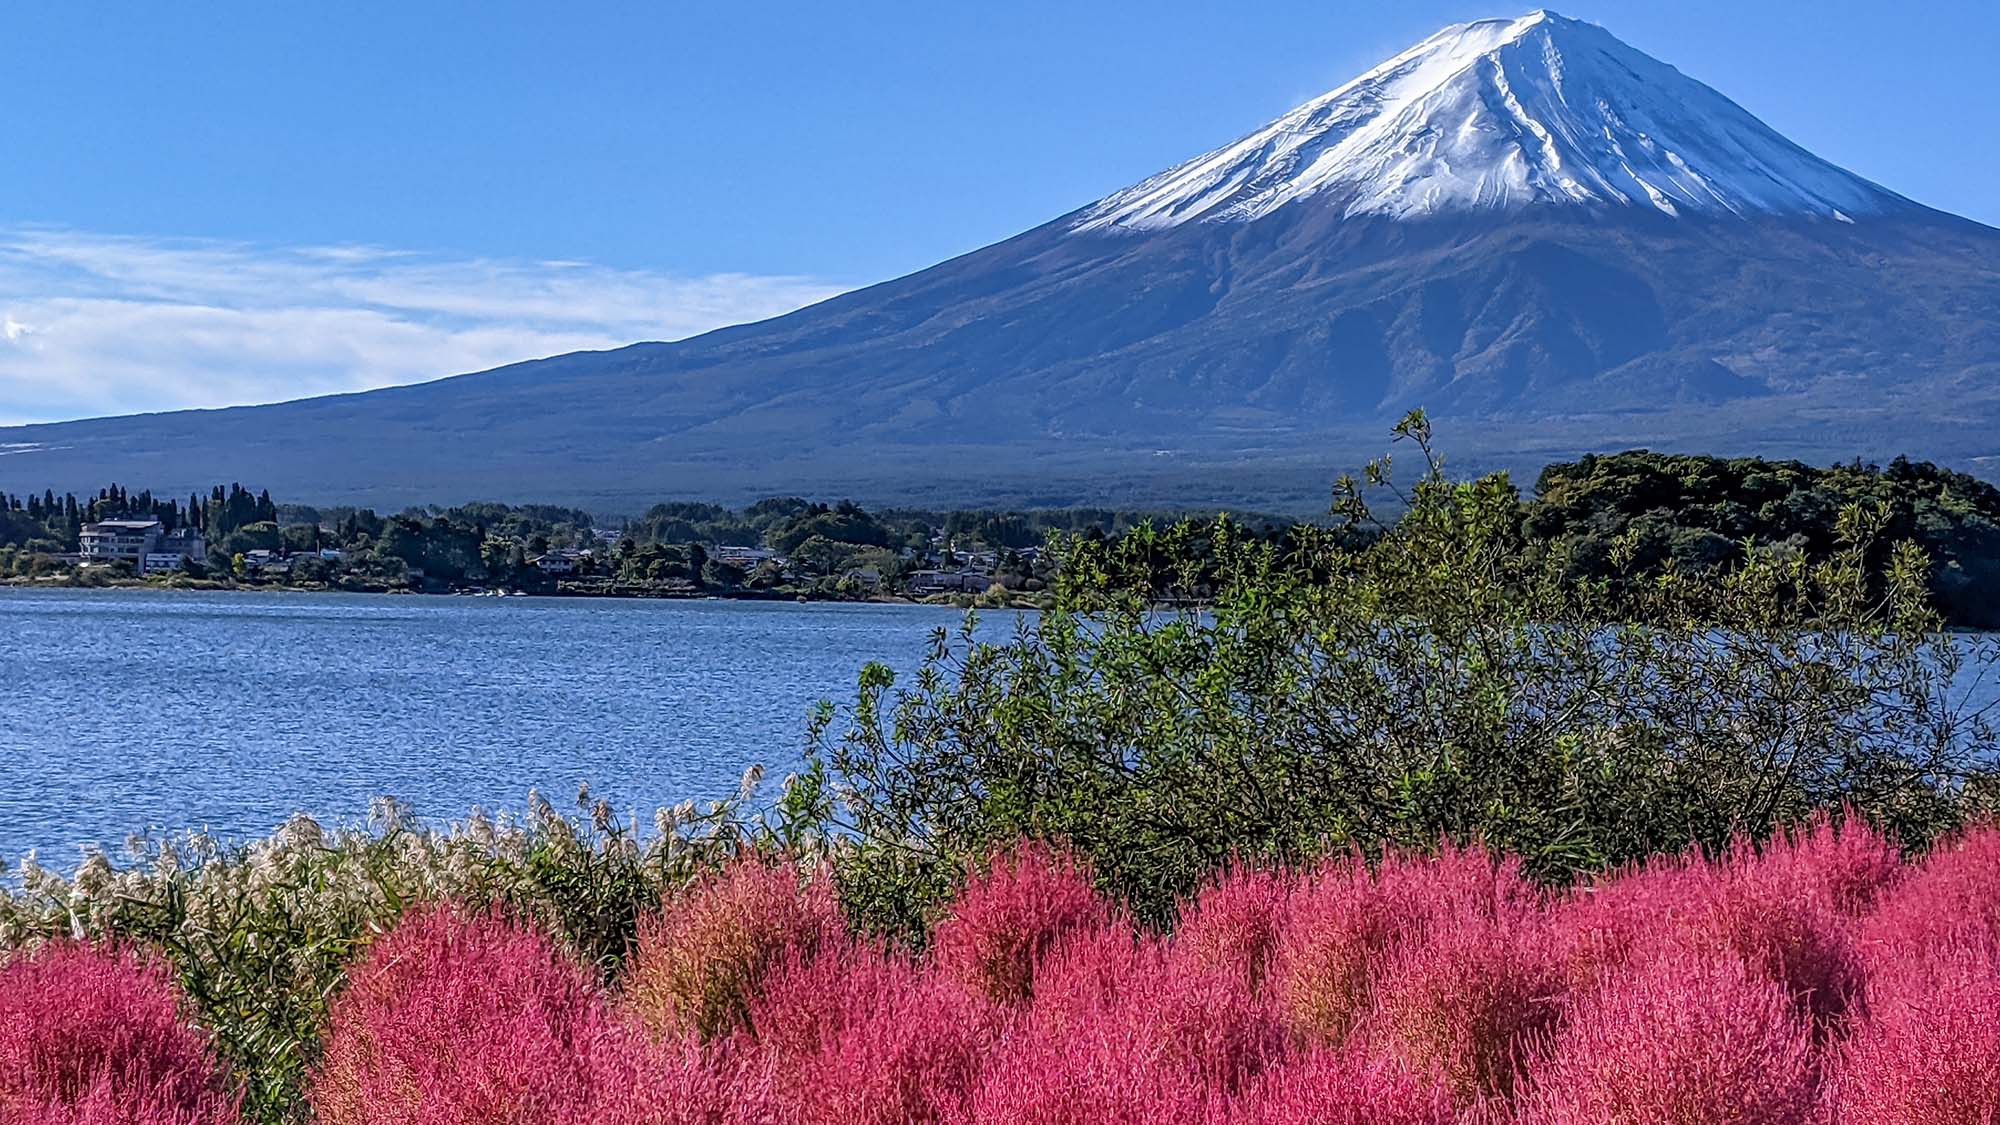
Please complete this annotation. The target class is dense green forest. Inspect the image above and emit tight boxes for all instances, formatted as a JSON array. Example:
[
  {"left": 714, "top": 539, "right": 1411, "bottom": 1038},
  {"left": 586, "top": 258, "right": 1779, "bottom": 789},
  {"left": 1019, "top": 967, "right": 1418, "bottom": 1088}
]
[
  {"left": 1522, "top": 451, "right": 2000, "bottom": 627},
  {"left": 5, "top": 448, "right": 2000, "bottom": 621}
]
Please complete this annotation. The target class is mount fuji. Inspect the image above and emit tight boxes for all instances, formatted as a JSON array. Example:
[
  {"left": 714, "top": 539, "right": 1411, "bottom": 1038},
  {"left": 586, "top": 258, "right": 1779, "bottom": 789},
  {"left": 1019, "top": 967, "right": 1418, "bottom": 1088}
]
[{"left": 6, "top": 11, "right": 2000, "bottom": 510}]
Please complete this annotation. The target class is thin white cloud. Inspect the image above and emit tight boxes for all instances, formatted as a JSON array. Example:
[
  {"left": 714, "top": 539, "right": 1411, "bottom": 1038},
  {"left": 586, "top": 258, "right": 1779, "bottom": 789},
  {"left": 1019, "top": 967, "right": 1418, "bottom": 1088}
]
[{"left": 0, "top": 227, "right": 848, "bottom": 425}]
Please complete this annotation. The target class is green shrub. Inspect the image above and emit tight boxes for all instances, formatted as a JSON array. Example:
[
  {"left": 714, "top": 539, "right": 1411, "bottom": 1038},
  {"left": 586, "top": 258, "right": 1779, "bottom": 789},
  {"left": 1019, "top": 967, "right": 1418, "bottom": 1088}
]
[{"left": 814, "top": 414, "right": 2000, "bottom": 933}]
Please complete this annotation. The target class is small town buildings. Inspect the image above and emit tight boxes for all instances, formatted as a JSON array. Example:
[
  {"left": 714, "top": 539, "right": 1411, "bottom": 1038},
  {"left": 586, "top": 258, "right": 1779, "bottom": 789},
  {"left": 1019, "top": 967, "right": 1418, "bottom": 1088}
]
[
  {"left": 909, "top": 568, "right": 994, "bottom": 594},
  {"left": 79, "top": 519, "right": 207, "bottom": 573},
  {"left": 713, "top": 546, "right": 780, "bottom": 568},
  {"left": 531, "top": 553, "right": 577, "bottom": 576}
]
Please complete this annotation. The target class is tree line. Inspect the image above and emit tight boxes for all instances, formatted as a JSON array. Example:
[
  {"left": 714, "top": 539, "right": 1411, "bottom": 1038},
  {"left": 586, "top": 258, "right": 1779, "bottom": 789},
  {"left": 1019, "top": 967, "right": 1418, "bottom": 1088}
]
[{"left": 7, "top": 446, "right": 2000, "bottom": 621}]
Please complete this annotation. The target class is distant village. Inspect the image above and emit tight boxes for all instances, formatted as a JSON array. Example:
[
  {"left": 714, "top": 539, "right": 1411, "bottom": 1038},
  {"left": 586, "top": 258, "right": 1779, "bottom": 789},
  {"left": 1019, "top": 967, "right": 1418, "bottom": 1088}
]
[
  {"left": 0, "top": 486, "right": 1193, "bottom": 604},
  {"left": 56, "top": 516, "right": 1040, "bottom": 600}
]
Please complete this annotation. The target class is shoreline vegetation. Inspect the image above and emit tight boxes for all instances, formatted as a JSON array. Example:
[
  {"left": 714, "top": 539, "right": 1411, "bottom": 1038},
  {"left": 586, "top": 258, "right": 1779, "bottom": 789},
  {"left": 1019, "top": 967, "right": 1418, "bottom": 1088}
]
[
  {"left": 9, "top": 416, "right": 2000, "bottom": 1122},
  {"left": 8, "top": 422, "right": 2000, "bottom": 624}
]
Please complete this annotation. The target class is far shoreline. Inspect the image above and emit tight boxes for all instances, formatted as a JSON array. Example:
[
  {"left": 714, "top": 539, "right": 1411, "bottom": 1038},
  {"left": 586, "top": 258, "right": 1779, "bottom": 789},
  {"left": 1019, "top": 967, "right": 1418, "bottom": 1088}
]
[{"left": 0, "top": 575, "right": 1048, "bottom": 611}]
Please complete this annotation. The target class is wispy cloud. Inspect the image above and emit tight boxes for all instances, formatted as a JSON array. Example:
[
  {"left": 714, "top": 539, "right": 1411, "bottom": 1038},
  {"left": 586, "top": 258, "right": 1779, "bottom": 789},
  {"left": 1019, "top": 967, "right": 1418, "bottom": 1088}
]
[{"left": 0, "top": 227, "right": 848, "bottom": 425}]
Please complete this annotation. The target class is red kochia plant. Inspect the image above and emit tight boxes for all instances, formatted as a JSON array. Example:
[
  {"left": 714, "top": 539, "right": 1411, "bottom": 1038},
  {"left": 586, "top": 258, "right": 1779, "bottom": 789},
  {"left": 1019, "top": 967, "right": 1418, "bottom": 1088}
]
[
  {"left": 1520, "top": 949, "right": 1817, "bottom": 1125},
  {"left": 1833, "top": 948, "right": 2000, "bottom": 1124},
  {"left": 1365, "top": 906, "right": 1556, "bottom": 1102},
  {"left": 1272, "top": 853, "right": 1415, "bottom": 1045},
  {"left": 965, "top": 930, "right": 1281, "bottom": 1125},
  {"left": 0, "top": 943, "right": 240, "bottom": 1125},
  {"left": 931, "top": 842, "right": 1109, "bottom": 1005},
  {"left": 588, "top": 1026, "right": 757, "bottom": 1125},
  {"left": 1228, "top": 1048, "right": 1456, "bottom": 1125},
  {"left": 308, "top": 906, "right": 608, "bottom": 1125},
  {"left": 1756, "top": 811, "right": 1903, "bottom": 919},
  {"left": 746, "top": 943, "right": 997, "bottom": 1125},
  {"left": 624, "top": 855, "right": 842, "bottom": 1040},
  {"left": 1175, "top": 864, "right": 1294, "bottom": 992},
  {"left": 1860, "top": 823, "right": 2000, "bottom": 976},
  {"left": 1674, "top": 850, "right": 1866, "bottom": 1032},
  {"left": 1358, "top": 843, "right": 1556, "bottom": 1101}
]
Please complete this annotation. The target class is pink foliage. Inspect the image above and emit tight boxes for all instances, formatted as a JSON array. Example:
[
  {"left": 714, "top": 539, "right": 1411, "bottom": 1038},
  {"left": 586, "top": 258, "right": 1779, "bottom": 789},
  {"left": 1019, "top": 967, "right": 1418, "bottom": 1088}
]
[
  {"left": 1520, "top": 949, "right": 1817, "bottom": 1125},
  {"left": 1545, "top": 856, "right": 1699, "bottom": 997},
  {"left": 966, "top": 931, "right": 1284, "bottom": 1125},
  {"left": 625, "top": 856, "right": 843, "bottom": 1040},
  {"left": 1833, "top": 947, "right": 2000, "bottom": 1124},
  {"left": 1676, "top": 855, "right": 1866, "bottom": 1031},
  {"left": 1860, "top": 824, "right": 2000, "bottom": 980},
  {"left": 931, "top": 843, "right": 1110, "bottom": 1005},
  {"left": 1552, "top": 841, "right": 1865, "bottom": 1032},
  {"left": 1755, "top": 811, "right": 1903, "bottom": 918},
  {"left": 1174, "top": 864, "right": 1294, "bottom": 992},
  {"left": 588, "top": 1026, "right": 759, "bottom": 1125},
  {"left": 1228, "top": 1047, "right": 1456, "bottom": 1125},
  {"left": 1364, "top": 902, "right": 1557, "bottom": 1101},
  {"left": 745, "top": 942, "right": 997, "bottom": 1125},
  {"left": 1271, "top": 853, "right": 1417, "bottom": 1045},
  {"left": 0, "top": 943, "right": 239, "bottom": 1125},
  {"left": 308, "top": 906, "right": 609, "bottom": 1125}
]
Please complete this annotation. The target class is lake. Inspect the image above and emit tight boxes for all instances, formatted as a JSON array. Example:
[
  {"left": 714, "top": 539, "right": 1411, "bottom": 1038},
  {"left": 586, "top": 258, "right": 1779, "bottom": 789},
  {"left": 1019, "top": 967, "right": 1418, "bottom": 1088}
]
[
  {"left": 7, "top": 587, "right": 1999, "bottom": 867},
  {"left": 0, "top": 588, "right": 978, "bottom": 864}
]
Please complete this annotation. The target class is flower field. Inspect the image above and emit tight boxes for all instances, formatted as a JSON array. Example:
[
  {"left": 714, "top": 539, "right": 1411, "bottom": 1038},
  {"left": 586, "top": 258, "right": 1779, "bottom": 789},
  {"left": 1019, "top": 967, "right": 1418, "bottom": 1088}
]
[{"left": 5, "top": 815, "right": 1999, "bottom": 1124}]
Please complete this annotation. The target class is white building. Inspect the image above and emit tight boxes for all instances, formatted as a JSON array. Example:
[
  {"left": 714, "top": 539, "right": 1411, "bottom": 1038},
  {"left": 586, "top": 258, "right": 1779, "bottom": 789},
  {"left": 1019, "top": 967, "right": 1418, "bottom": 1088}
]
[{"left": 79, "top": 518, "right": 206, "bottom": 572}]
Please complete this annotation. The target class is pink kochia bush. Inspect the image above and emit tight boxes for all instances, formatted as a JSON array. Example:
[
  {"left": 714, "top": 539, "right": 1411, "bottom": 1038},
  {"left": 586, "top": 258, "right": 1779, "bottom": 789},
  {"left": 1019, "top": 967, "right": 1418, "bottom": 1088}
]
[
  {"left": 308, "top": 906, "right": 609, "bottom": 1125},
  {"left": 965, "top": 930, "right": 1283, "bottom": 1125},
  {"left": 930, "top": 842, "right": 1109, "bottom": 1005},
  {"left": 1520, "top": 949, "right": 1817, "bottom": 1124},
  {"left": 1833, "top": 948, "right": 2000, "bottom": 1124},
  {"left": 625, "top": 855, "right": 843, "bottom": 1040},
  {"left": 297, "top": 825, "right": 2000, "bottom": 1124},
  {"left": 0, "top": 943, "right": 240, "bottom": 1125},
  {"left": 1362, "top": 846, "right": 1556, "bottom": 1101},
  {"left": 746, "top": 942, "right": 997, "bottom": 1125}
]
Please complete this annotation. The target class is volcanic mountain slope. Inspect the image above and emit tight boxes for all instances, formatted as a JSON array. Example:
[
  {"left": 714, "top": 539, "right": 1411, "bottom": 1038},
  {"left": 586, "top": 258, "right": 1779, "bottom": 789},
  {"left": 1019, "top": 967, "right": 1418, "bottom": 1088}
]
[{"left": 5, "top": 10, "right": 1999, "bottom": 510}]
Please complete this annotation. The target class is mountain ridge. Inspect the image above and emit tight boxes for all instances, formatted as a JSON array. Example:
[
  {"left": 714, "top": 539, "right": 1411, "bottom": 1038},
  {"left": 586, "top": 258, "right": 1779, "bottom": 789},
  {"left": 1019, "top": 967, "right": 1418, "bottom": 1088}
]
[{"left": 3, "top": 11, "right": 1998, "bottom": 510}]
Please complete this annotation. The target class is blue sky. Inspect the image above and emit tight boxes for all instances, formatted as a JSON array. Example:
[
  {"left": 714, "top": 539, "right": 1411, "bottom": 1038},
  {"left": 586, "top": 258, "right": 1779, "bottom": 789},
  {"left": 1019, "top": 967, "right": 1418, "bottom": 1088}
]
[{"left": 4, "top": 1, "right": 1995, "bottom": 423}]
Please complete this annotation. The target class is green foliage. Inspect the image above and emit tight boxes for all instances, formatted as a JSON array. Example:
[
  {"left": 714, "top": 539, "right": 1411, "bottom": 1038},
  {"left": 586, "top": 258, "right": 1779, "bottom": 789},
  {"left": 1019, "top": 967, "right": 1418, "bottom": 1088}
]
[
  {"left": 616, "top": 541, "right": 707, "bottom": 585},
  {"left": 814, "top": 413, "right": 2000, "bottom": 934},
  {"left": 766, "top": 500, "right": 894, "bottom": 554},
  {"left": 1525, "top": 449, "right": 2000, "bottom": 627},
  {"left": 217, "top": 520, "right": 282, "bottom": 557}
]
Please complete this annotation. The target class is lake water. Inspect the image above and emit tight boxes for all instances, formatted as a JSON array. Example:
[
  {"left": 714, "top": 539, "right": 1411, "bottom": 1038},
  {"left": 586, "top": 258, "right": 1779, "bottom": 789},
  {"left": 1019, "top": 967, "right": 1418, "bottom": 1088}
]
[
  {"left": 6, "top": 587, "right": 1999, "bottom": 867},
  {"left": 0, "top": 588, "right": 976, "bottom": 864}
]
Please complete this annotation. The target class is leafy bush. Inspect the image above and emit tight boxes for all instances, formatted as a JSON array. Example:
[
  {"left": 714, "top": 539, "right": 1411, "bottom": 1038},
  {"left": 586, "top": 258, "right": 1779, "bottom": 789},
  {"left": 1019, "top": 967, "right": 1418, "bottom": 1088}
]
[{"left": 816, "top": 412, "right": 1999, "bottom": 929}]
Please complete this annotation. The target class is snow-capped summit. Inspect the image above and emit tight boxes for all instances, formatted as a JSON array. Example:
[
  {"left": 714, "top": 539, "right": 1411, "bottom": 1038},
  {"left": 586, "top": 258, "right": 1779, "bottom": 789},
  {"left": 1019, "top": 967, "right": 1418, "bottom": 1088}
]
[{"left": 1074, "top": 10, "right": 1905, "bottom": 231}]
